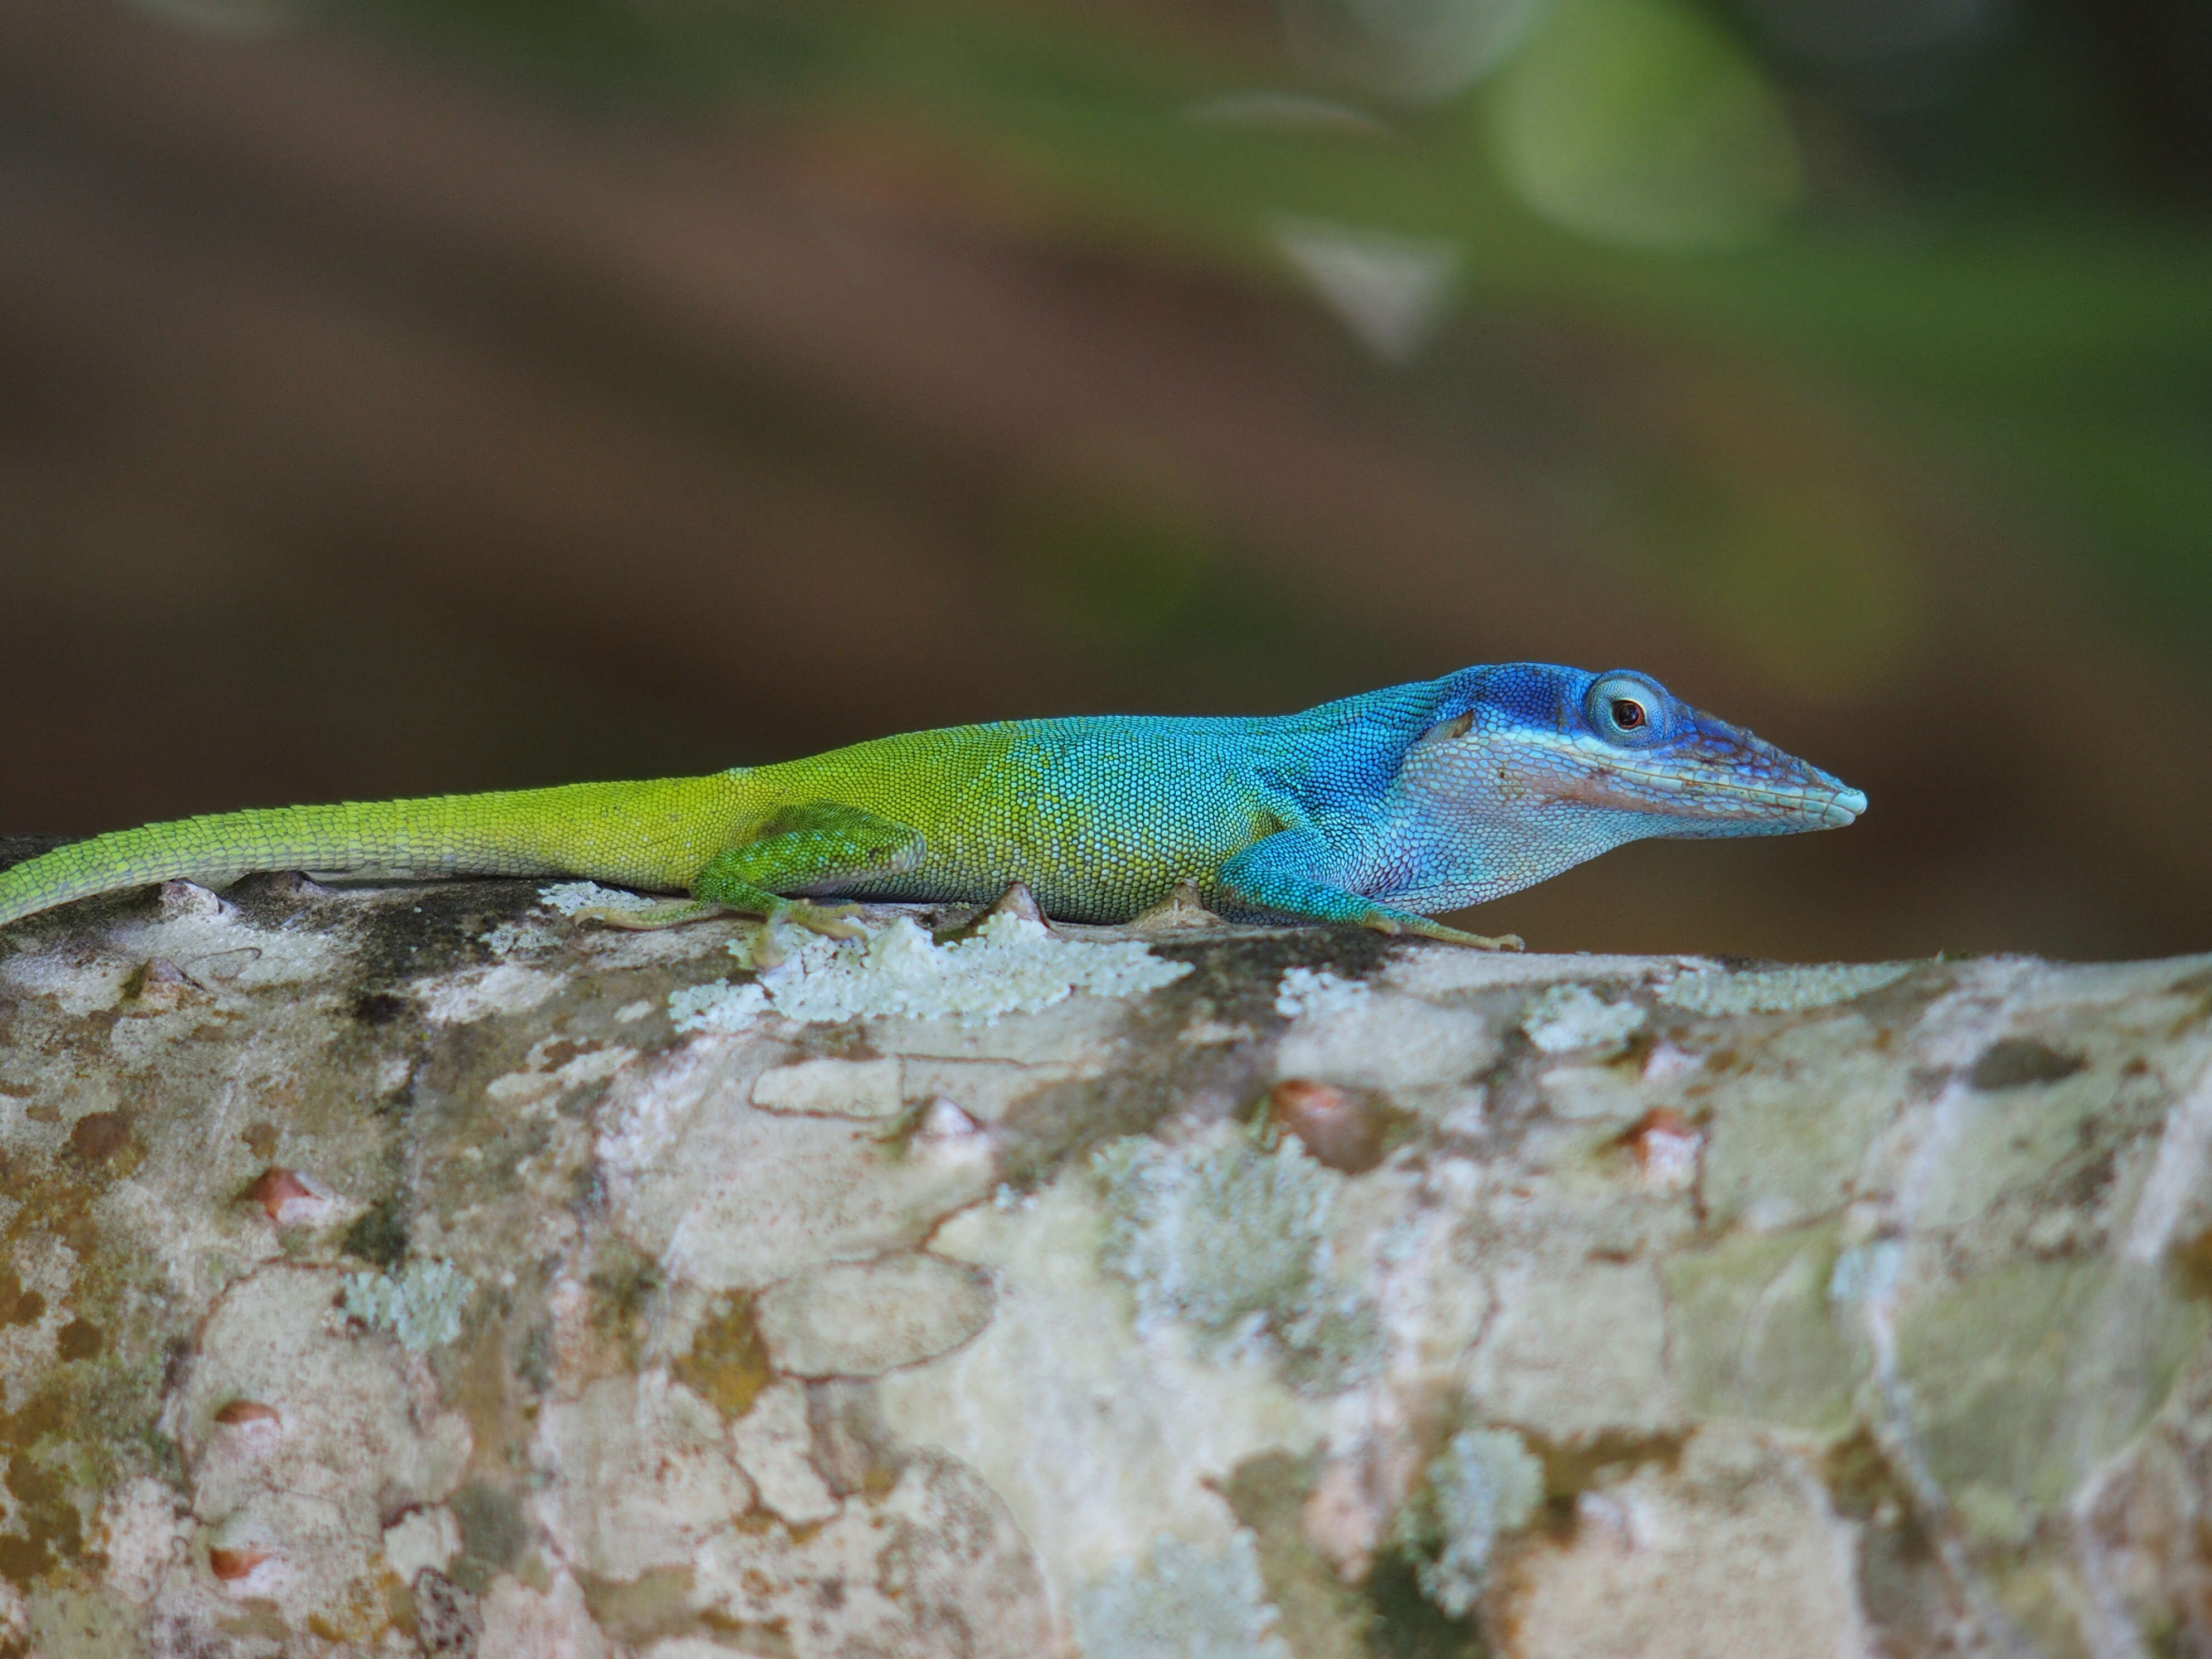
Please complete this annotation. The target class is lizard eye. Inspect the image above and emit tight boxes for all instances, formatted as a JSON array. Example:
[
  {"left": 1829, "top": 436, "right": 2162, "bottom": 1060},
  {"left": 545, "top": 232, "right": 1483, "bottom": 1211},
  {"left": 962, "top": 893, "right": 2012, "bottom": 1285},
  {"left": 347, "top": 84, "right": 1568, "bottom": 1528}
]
[{"left": 1584, "top": 672, "right": 1672, "bottom": 748}]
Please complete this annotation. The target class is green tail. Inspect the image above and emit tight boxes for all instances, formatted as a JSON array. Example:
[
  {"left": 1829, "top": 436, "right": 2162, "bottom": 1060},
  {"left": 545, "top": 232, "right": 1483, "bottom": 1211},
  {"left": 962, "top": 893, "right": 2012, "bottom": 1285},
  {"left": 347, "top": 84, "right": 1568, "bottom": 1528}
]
[{"left": 0, "top": 777, "right": 746, "bottom": 929}]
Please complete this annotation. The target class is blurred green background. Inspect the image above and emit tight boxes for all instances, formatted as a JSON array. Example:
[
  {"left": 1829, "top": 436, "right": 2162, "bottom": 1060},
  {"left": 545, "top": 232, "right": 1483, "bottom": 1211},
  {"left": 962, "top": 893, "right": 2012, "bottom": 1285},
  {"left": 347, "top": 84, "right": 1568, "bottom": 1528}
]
[{"left": 1, "top": 0, "right": 2206, "bottom": 959}]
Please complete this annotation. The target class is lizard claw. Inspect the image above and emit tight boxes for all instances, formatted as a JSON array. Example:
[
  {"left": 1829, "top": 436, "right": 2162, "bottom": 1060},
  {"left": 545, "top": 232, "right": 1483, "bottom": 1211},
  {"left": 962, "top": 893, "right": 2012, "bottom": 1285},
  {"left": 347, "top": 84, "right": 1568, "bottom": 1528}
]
[
  {"left": 1364, "top": 909, "right": 1523, "bottom": 950},
  {"left": 774, "top": 901, "right": 867, "bottom": 941},
  {"left": 1128, "top": 881, "right": 1225, "bottom": 935},
  {"left": 735, "top": 901, "right": 866, "bottom": 969}
]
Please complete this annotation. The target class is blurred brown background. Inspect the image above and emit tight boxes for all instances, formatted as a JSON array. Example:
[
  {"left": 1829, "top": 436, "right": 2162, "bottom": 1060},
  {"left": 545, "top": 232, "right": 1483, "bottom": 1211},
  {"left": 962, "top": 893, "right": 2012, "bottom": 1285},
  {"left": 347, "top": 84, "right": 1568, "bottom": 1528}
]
[{"left": 2, "top": 0, "right": 2207, "bottom": 961}]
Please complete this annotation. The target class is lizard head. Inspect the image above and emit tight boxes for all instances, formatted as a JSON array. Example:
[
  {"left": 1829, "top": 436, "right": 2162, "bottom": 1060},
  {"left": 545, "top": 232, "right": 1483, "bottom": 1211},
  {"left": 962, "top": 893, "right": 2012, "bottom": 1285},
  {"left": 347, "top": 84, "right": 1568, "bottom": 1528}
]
[{"left": 1398, "top": 661, "right": 1865, "bottom": 852}]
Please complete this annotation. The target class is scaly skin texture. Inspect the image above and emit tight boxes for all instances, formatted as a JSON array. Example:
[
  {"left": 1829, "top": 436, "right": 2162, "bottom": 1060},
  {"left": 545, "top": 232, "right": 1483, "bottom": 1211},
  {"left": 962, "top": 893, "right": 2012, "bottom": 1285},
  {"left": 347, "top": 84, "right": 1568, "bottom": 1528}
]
[{"left": 0, "top": 664, "right": 1865, "bottom": 946}]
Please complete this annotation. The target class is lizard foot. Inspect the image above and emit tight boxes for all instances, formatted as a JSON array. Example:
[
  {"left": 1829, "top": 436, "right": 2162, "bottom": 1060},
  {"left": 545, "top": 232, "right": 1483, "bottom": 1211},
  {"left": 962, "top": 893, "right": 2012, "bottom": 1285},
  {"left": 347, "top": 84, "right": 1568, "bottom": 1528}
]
[
  {"left": 1128, "top": 881, "right": 1226, "bottom": 935},
  {"left": 1415, "top": 923, "right": 1525, "bottom": 952},
  {"left": 770, "top": 900, "right": 868, "bottom": 941},
  {"left": 574, "top": 899, "right": 724, "bottom": 932},
  {"left": 1360, "top": 910, "right": 1524, "bottom": 951}
]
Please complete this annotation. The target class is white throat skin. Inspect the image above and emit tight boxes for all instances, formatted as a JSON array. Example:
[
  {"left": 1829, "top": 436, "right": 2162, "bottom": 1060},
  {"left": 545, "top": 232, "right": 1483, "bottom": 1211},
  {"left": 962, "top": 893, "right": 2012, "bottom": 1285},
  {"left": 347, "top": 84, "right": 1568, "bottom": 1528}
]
[
  {"left": 1367, "top": 717, "right": 1862, "bottom": 910},
  {"left": 1365, "top": 733, "right": 1653, "bottom": 908}
]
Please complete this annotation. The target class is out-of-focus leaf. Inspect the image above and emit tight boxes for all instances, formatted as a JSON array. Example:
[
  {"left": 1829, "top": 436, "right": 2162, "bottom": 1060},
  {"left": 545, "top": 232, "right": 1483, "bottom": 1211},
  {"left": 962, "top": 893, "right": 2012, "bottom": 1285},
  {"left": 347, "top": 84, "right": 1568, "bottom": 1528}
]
[{"left": 1486, "top": 0, "right": 1802, "bottom": 251}]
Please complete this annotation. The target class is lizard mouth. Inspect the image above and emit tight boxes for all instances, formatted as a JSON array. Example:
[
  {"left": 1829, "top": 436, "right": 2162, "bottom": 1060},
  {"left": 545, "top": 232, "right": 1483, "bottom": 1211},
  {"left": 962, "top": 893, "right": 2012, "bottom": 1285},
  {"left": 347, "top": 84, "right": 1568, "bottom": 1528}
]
[
  {"left": 1530, "top": 715, "right": 1865, "bottom": 833},
  {"left": 1590, "top": 764, "right": 1866, "bottom": 828}
]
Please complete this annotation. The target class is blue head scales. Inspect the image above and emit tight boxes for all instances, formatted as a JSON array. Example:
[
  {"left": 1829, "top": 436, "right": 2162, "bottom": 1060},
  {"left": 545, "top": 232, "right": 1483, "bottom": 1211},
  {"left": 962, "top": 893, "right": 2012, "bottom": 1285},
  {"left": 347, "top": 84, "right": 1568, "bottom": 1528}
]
[{"left": 1376, "top": 663, "right": 1866, "bottom": 911}]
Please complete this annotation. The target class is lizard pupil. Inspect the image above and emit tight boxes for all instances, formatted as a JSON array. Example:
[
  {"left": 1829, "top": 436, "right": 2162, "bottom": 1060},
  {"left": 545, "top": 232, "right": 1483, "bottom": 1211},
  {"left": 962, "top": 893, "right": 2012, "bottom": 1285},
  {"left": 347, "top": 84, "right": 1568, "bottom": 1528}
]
[{"left": 1611, "top": 698, "right": 1647, "bottom": 730}]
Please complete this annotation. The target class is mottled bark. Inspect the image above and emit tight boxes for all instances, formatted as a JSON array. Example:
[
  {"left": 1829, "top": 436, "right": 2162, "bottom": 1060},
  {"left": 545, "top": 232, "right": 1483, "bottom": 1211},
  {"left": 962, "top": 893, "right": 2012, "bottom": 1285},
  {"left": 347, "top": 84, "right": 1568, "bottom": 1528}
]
[{"left": 0, "top": 870, "right": 2208, "bottom": 1658}]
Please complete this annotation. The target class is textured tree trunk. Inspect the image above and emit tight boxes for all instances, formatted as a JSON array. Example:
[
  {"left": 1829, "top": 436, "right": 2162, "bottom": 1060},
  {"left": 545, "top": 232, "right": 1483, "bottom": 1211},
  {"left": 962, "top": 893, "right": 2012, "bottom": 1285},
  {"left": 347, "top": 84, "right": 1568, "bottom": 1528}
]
[{"left": 1, "top": 867, "right": 2208, "bottom": 1658}]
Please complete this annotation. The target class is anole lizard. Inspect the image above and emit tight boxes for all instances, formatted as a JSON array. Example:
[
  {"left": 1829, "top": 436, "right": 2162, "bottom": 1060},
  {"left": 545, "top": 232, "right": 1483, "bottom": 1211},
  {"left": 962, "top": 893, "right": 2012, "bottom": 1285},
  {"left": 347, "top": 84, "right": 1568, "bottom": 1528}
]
[{"left": 0, "top": 664, "right": 1863, "bottom": 946}]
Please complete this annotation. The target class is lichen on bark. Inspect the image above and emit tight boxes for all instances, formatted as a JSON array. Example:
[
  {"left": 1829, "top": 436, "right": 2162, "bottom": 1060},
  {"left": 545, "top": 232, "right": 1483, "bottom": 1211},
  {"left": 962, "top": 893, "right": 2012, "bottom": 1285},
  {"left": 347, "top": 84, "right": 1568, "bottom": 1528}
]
[{"left": 0, "top": 865, "right": 2209, "bottom": 1658}]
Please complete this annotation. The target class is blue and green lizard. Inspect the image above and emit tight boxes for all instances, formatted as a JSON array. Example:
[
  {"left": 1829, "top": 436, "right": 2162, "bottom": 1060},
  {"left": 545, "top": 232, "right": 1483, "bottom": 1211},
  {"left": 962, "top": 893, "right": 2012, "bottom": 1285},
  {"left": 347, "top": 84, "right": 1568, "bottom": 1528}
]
[{"left": 0, "top": 664, "right": 1864, "bottom": 947}]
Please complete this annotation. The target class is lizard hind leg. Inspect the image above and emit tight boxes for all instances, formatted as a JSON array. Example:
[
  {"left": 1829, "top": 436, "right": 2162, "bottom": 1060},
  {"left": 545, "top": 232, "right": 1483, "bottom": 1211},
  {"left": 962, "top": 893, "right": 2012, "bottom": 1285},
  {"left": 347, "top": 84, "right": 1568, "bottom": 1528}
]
[{"left": 581, "top": 802, "right": 926, "bottom": 939}]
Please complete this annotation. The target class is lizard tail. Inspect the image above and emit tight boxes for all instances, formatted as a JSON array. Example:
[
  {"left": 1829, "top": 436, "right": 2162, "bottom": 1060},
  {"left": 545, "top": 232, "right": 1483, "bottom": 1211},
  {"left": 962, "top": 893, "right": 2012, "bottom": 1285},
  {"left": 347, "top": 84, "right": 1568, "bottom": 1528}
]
[{"left": 0, "top": 778, "right": 743, "bottom": 930}]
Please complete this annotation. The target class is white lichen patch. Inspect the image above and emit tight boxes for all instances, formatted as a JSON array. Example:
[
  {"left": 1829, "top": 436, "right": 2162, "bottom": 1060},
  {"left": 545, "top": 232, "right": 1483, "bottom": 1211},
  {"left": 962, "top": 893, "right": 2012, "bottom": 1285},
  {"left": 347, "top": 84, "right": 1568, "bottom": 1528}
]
[
  {"left": 754, "top": 1253, "right": 994, "bottom": 1378},
  {"left": 746, "top": 914, "right": 1191, "bottom": 1026},
  {"left": 1071, "top": 1530, "right": 1290, "bottom": 1659},
  {"left": 381, "top": 1504, "right": 460, "bottom": 1583},
  {"left": 877, "top": 1181, "right": 1325, "bottom": 1598},
  {"left": 342, "top": 1258, "right": 475, "bottom": 1351},
  {"left": 479, "top": 917, "right": 562, "bottom": 956},
  {"left": 533, "top": 1371, "right": 755, "bottom": 1582},
  {"left": 1398, "top": 1427, "right": 1545, "bottom": 1617},
  {"left": 1660, "top": 962, "right": 1912, "bottom": 1017},
  {"left": 600, "top": 1041, "right": 998, "bottom": 1292},
  {"left": 421, "top": 962, "right": 562, "bottom": 1025},
  {"left": 752, "top": 1056, "right": 904, "bottom": 1119},
  {"left": 1095, "top": 1129, "right": 1381, "bottom": 1393},
  {"left": 1522, "top": 983, "right": 1647, "bottom": 1055},
  {"left": 668, "top": 979, "right": 770, "bottom": 1034},
  {"left": 730, "top": 1380, "right": 841, "bottom": 1525}
]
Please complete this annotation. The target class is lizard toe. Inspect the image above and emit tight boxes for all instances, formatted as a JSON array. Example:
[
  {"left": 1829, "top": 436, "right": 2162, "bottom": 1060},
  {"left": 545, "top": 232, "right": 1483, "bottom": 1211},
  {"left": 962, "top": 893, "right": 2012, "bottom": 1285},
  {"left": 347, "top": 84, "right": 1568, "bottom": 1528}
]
[
  {"left": 778, "top": 901, "right": 869, "bottom": 940},
  {"left": 574, "top": 900, "right": 720, "bottom": 932}
]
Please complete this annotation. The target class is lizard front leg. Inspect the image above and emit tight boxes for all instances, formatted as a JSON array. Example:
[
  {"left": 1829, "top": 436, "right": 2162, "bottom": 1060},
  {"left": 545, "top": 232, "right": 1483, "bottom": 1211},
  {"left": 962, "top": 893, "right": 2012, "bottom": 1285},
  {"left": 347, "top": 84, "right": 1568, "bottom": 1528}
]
[
  {"left": 576, "top": 802, "right": 924, "bottom": 937},
  {"left": 1216, "top": 831, "right": 1522, "bottom": 951}
]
